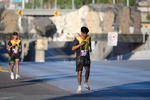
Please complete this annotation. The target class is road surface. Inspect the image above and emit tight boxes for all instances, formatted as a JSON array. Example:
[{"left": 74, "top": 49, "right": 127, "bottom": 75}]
[{"left": 0, "top": 60, "right": 150, "bottom": 100}]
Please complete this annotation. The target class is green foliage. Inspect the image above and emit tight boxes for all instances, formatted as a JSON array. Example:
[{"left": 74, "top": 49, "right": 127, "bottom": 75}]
[
  {"left": 25, "top": 3, "right": 32, "bottom": 9},
  {"left": 57, "top": 0, "right": 72, "bottom": 9},
  {"left": 74, "top": 0, "right": 92, "bottom": 9},
  {"left": 147, "top": 13, "right": 150, "bottom": 20},
  {"left": 95, "top": 0, "right": 113, "bottom": 4},
  {"left": 25, "top": 0, "right": 139, "bottom": 9},
  {"left": 129, "top": 0, "right": 138, "bottom": 7}
]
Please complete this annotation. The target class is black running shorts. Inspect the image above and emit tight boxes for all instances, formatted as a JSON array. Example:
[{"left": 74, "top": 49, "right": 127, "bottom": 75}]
[
  {"left": 10, "top": 54, "right": 20, "bottom": 62},
  {"left": 76, "top": 56, "right": 90, "bottom": 72}
]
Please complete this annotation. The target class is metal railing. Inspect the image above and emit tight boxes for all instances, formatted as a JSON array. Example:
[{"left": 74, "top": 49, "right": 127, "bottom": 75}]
[{"left": 1, "top": 0, "right": 133, "bottom": 10}]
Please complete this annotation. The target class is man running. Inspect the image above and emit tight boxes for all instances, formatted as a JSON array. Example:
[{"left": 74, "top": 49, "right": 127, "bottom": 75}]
[
  {"left": 72, "top": 26, "right": 92, "bottom": 93},
  {"left": 7, "top": 32, "right": 22, "bottom": 80}
]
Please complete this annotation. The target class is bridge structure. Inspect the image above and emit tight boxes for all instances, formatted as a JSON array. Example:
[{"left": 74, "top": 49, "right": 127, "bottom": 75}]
[
  {"left": 13, "top": 9, "right": 75, "bottom": 17},
  {"left": 0, "top": 33, "right": 149, "bottom": 62},
  {"left": 0, "top": 33, "right": 147, "bottom": 43}
]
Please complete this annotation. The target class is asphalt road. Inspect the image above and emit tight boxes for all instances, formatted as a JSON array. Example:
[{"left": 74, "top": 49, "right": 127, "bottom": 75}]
[
  {"left": 0, "top": 70, "right": 71, "bottom": 100},
  {"left": 0, "top": 60, "right": 150, "bottom": 100}
]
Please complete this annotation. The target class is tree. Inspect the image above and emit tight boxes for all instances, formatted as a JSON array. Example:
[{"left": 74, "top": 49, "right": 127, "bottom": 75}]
[{"left": 147, "top": 13, "right": 150, "bottom": 20}]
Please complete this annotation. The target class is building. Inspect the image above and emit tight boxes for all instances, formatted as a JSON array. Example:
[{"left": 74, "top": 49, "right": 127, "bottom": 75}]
[
  {"left": 138, "top": 0, "right": 150, "bottom": 22},
  {"left": 0, "top": 0, "right": 30, "bottom": 4},
  {"left": 137, "top": 0, "right": 150, "bottom": 31}
]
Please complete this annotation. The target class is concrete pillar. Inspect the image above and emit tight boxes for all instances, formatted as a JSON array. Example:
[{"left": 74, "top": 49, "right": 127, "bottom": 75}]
[
  {"left": 35, "top": 38, "right": 48, "bottom": 62},
  {"left": 35, "top": 50, "right": 45, "bottom": 62}
]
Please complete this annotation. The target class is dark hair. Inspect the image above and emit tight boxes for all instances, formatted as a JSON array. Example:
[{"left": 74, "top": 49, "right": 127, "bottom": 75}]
[
  {"left": 81, "top": 26, "right": 89, "bottom": 34},
  {"left": 13, "top": 32, "right": 18, "bottom": 36}
]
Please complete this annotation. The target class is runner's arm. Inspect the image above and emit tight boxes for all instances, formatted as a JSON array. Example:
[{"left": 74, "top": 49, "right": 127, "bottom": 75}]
[
  {"left": 72, "top": 38, "right": 85, "bottom": 51},
  {"left": 19, "top": 41, "right": 22, "bottom": 52},
  {"left": 6, "top": 44, "right": 9, "bottom": 51},
  {"left": 7, "top": 41, "right": 13, "bottom": 50},
  {"left": 89, "top": 37, "right": 92, "bottom": 52}
]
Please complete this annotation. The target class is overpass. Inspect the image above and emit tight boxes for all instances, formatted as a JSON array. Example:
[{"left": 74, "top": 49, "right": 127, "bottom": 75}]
[{"left": 0, "top": 33, "right": 147, "bottom": 43}]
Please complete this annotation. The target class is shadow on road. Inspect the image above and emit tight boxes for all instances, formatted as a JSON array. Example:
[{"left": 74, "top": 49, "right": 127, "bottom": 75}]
[
  {"left": 46, "top": 81, "right": 150, "bottom": 100},
  {"left": 0, "top": 74, "right": 76, "bottom": 90}
]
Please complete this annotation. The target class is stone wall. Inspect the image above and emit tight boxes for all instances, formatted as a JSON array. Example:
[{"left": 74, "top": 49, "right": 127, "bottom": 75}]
[{"left": 50, "top": 4, "right": 142, "bottom": 41}]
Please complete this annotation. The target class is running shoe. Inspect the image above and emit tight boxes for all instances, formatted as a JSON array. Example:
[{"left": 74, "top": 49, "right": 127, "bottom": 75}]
[
  {"left": 10, "top": 72, "right": 14, "bottom": 80},
  {"left": 76, "top": 86, "right": 82, "bottom": 93},
  {"left": 84, "top": 83, "right": 90, "bottom": 91},
  {"left": 16, "top": 74, "right": 21, "bottom": 79}
]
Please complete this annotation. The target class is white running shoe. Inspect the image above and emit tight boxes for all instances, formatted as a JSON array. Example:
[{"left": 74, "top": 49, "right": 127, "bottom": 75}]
[
  {"left": 10, "top": 72, "right": 14, "bottom": 80},
  {"left": 15, "top": 74, "right": 21, "bottom": 79},
  {"left": 84, "top": 83, "right": 90, "bottom": 91},
  {"left": 76, "top": 86, "right": 82, "bottom": 93}
]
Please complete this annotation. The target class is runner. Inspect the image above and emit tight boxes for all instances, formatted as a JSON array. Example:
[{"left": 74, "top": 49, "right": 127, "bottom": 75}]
[
  {"left": 6, "top": 43, "right": 11, "bottom": 66},
  {"left": 7, "top": 32, "right": 22, "bottom": 80},
  {"left": 72, "top": 26, "right": 92, "bottom": 93}
]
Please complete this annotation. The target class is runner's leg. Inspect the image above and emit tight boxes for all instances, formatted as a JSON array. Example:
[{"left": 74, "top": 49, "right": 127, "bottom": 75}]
[
  {"left": 78, "top": 70, "right": 82, "bottom": 86},
  {"left": 15, "top": 59, "right": 19, "bottom": 74},
  {"left": 10, "top": 61, "right": 14, "bottom": 72},
  {"left": 85, "top": 66, "right": 90, "bottom": 83},
  {"left": 77, "top": 70, "right": 82, "bottom": 93},
  {"left": 84, "top": 66, "right": 90, "bottom": 90},
  {"left": 10, "top": 60, "right": 15, "bottom": 80}
]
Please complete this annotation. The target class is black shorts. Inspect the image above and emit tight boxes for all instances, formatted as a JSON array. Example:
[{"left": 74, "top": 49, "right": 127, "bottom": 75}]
[
  {"left": 76, "top": 56, "right": 90, "bottom": 72},
  {"left": 10, "top": 54, "right": 20, "bottom": 62}
]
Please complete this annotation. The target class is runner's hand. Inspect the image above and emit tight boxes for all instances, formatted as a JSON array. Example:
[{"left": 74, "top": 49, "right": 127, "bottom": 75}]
[
  {"left": 12, "top": 44, "right": 17, "bottom": 47},
  {"left": 80, "top": 41, "right": 86, "bottom": 46},
  {"left": 19, "top": 48, "right": 21, "bottom": 52}
]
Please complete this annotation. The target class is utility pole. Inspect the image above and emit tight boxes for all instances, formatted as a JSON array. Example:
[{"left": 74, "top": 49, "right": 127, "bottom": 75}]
[
  {"left": 113, "top": 0, "right": 116, "bottom": 4},
  {"left": 127, "top": 0, "right": 129, "bottom": 6},
  {"left": 92, "top": 0, "right": 95, "bottom": 4},
  {"left": 9, "top": 0, "right": 12, "bottom": 8},
  {"left": 22, "top": 0, "right": 25, "bottom": 9},
  {"left": 32, "top": 0, "right": 34, "bottom": 9},
  {"left": 55, "top": 0, "right": 57, "bottom": 9},
  {"left": 40, "top": 0, "right": 43, "bottom": 9},
  {"left": 72, "top": 0, "right": 75, "bottom": 9}
]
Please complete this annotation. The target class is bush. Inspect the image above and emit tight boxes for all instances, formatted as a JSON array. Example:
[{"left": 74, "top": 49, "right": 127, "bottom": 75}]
[{"left": 147, "top": 13, "right": 150, "bottom": 20}]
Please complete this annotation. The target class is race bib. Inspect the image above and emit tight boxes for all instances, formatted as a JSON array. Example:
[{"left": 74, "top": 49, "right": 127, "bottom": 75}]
[
  {"left": 13, "top": 48, "right": 18, "bottom": 54},
  {"left": 80, "top": 50, "right": 88, "bottom": 56}
]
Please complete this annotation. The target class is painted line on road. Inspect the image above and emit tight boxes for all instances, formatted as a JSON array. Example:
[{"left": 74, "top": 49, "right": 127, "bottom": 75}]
[{"left": 0, "top": 67, "right": 9, "bottom": 72}]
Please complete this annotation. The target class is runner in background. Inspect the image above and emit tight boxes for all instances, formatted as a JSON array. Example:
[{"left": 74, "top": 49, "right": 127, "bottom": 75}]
[
  {"left": 7, "top": 32, "right": 22, "bottom": 80},
  {"left": 72, "top": 26, "right": 92, "bottom": 93}
]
